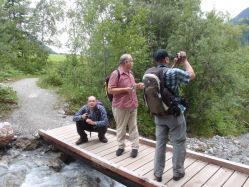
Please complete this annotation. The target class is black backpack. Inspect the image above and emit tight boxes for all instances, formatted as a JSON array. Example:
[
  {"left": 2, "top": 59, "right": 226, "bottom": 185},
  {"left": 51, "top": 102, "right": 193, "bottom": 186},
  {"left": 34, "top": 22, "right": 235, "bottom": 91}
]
[
  {"left": 104, "top": 69, "right": 120, "bottom": 102},
  {"left": 143, "top": 66, "right": 182, "bottom": 116}
]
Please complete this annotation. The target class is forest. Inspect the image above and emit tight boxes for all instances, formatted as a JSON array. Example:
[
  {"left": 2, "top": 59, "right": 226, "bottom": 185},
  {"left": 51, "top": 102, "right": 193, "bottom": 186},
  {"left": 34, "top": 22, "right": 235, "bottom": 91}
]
[{"left": 1, "top": 0, "right": 249, "bottom": 138}]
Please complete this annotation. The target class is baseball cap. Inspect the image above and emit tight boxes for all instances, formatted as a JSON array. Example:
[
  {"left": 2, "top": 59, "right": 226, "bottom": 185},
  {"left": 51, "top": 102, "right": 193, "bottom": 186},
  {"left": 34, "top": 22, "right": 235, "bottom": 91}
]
[{"left": 154, "top": 49, "right": 169, "bottom": 61}]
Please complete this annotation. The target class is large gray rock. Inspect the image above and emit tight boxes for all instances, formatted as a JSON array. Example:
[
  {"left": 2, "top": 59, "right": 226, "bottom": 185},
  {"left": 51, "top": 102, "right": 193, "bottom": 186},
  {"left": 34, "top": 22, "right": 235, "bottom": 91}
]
[{"left": 13, "top": 137, "right": 41, "bottom": 151}]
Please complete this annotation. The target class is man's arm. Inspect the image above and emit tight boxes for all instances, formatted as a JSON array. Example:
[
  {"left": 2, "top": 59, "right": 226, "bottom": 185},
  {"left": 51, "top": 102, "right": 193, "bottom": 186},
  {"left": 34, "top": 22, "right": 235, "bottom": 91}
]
[
  {"left": 171, "top": 51, "right": 195, "bottom": 80},
  {"left": 108, "top": 71, "right": 131, "bottom": 94},
  {"left": 183, "top": 59, "right": 195, "bottom": 80},
  {"left": 73, "top": 106, "right": 87, "bottom": 122},
  {"left": 90, "top": 106, "right": 109, "bottom": 128}
]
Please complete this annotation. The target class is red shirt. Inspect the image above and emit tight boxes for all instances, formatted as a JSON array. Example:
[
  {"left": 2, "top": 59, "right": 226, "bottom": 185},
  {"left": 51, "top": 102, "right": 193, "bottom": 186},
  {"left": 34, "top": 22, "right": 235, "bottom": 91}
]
[{"left": 108, "top": 66, "right": 138, "bottom": 109}]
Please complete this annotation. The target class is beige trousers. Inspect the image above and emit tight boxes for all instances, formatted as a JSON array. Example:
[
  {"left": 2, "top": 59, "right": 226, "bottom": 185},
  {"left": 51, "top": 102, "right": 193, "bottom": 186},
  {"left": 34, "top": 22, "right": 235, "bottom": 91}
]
[{"left": 112, "top": 107, "right": 139, "bottom": 150}]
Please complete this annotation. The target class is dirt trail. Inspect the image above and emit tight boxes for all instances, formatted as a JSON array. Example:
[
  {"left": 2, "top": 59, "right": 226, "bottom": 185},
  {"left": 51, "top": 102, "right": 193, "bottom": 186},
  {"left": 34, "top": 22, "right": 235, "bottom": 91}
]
[{"left": 6, "top": 78, "right": 72, "bottom": 136}]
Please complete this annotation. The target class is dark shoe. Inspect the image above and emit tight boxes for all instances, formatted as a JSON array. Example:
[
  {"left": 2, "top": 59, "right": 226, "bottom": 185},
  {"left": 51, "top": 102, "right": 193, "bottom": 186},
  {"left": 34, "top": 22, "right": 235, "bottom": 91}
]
[
  {"left": 154, "top": 175, "right": 162, "bottom": 182},
  {"left": 116, "top": 148, "right": 124, "bottom": 156},
  {"left": 99, "top": 136, "right": 108, "bottom": 143},
  {"left": 130, "top": 149, "right": 138, "bottom": 158},
  {"left": 173, "top": 173, "right": 185, "bottom": 181},
  {"left": 75, "top": 138, "right": 88, "bottom": 145}
]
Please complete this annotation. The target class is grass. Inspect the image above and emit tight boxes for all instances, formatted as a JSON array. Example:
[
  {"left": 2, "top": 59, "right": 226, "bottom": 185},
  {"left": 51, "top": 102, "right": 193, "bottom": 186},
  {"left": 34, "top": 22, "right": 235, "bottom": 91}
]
[{"left": 48, "top": 54, "right": 66, "bottom": 63}]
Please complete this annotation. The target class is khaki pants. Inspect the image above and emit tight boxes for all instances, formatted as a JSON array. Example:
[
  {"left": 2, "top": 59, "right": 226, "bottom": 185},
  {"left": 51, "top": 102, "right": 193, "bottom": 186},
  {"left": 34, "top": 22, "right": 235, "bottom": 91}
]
[{"left": 112, "top": 107, "right": 139, "bottom": 150}]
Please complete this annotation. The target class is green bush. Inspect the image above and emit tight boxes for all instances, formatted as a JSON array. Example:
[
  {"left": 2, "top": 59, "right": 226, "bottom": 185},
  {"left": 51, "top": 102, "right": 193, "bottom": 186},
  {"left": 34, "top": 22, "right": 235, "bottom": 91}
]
[{"left": 0, "top": 84, "right": 18, "bottom": 117}]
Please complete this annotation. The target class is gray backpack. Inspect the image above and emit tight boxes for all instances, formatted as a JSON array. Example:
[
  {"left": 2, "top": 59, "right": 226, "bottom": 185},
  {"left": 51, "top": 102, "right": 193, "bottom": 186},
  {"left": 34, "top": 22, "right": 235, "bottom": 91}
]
[{"left": 143, "top": 67, "right": 174, "bottom": 115}]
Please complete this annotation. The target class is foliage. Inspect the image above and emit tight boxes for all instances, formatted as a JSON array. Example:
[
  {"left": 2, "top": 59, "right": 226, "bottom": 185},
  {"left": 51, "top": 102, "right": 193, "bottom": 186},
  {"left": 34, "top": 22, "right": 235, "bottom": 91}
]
[
  {"left": 27, "top": 0, "right": 65, "bottom": 46},
  {"left": 0, "top": 0, "right": 50, "bottom": 74},
  {"left": 39, "top": 0, "right": 249, "bottom": 138},
  {"left": 165, "top": 9, "right": 249, "bottom": 136},
  {"left": 0, "top": 84, "right": 18, "bottom": 118},
  {"left": 1, "top": 0, "right": 248, "bottom": 138}
]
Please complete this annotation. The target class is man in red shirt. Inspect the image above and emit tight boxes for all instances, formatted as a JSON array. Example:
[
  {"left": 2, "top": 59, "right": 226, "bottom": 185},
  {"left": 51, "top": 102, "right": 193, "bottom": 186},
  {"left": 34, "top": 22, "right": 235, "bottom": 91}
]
[{"left": 108, "top": 54, "right": 144, "bottom": 158}]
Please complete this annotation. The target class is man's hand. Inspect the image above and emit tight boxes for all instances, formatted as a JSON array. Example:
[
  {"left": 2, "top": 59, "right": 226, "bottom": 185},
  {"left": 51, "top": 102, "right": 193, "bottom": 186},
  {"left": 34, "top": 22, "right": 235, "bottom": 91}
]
[
  {"left": 81, "top": 113, "right": 88, "bottom": 120},
  {"left": 136, "top": 82, "right": 144, "bottom": 90},
  {"left": 86, "top": 118, "right": 96, "bottom": 125},
  {"left": 172, "top": 51, "right": 187, "bottom": 68}
]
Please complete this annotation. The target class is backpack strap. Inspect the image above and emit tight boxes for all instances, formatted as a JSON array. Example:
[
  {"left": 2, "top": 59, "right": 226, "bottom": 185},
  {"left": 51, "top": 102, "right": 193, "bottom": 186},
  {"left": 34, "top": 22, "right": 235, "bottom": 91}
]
[
  {"left": 160, "top": 66, "right": 175, "bottom": 95},
  {"left": 116, "top": 69, "right": 120, "bottom": 82}
]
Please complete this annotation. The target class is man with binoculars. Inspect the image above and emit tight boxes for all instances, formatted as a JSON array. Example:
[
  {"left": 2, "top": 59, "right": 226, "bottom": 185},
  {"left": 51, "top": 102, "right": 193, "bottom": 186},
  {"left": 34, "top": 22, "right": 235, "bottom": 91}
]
[{"left": 152, "top": 49, "right": 195, "bottom": 182}]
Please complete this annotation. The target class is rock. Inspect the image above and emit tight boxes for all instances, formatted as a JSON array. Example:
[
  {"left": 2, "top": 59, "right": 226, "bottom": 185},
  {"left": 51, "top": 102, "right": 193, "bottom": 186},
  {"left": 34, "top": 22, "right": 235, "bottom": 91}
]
[
  {"left": 47, "top": 158, "right": 63, "bottom": 172},
  {"left": 0, "top": 122, "right": 14, "bottom": 135},
  {"left": 0, "top": 122, "right": 14, "bottom": 147},
  {"left": 13, "top": 137, "right": 41, "bottom": 151}
]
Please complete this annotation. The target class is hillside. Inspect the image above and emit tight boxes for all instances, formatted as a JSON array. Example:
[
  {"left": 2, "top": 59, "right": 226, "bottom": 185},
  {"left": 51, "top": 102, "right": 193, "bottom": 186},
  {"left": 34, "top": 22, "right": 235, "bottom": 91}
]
[
  {"left": 231, "top": 7, "right": 249, "bottom": 44},
  {"left": 231, "top": 7, "right": 249, "bottom": 24}
]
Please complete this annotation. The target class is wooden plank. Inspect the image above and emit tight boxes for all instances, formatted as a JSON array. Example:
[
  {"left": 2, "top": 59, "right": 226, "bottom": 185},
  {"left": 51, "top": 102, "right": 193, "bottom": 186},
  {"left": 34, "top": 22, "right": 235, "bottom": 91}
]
[
  {"left": 203, "top": 167, "right": 234, "bottom": 187},
  {"left": 143, "top": 154, "right": 175, "bottom": 180},
  {"left": 160, "top": 157, "right": 196, "bottom": 185},
  {"left": 111, "top": 145, "right": 153, "bottom": 165},
  {"left": 109, "top": 145, "right": 149, "bottom": 165},
  {"left": 98, "top": 144, "right": 119, "bottom": 157},
  {"left": 243, "top": 178, "right": 249, "bottom": 187},
  {"left": 90, "top": 140, "right": 118, "bottom": 154},
  {"left": 125, "top": 151, "right": 155, "bottom": 171},
  {"left": 39, "top": 126, "right": 249, "bottom": 187},
  {"left": 166, "top": 160, "right": 207, "bottom": 186},
  {"left": 61, "top": 134, "right": 98, "bottom": 145},
  {"left": 38, "top": 129, "right": 162, "bottom": 187},
  {"left": 102, "top": 141, "right": 135, "bottom": 161},
  {"left": 134, "top": 151, "right": 173, "bottom": 175},
  {"left": 183, "top": 164, "right": 220, "bottom": 187},
  {"left": 46, "top": 125, "right": 75, "bottom": 134},
  {"left": 109, "top": 128, "right": 249, "bottom": 176},
  {"left": 185, "top": 149, "right": 249, "bottom": 175},
  {"left": 84, "top": 135, "right": 117, "bottom": 151},
  {"left": 223, "top": 171, "right": 248, "bottom": 187}
]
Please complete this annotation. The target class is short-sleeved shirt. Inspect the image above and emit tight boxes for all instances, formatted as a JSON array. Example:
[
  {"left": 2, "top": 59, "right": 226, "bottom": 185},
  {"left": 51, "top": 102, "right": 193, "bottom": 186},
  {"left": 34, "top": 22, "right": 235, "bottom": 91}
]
[{"left": 108, "top": 66, "right": 138, "bottom": 109}]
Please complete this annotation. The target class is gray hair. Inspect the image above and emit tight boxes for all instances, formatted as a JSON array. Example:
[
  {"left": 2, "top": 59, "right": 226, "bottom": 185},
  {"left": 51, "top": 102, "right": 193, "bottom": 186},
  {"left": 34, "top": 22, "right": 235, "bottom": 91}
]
[{"left": 119, "top": 54, "right": 131, "bottom": 64}]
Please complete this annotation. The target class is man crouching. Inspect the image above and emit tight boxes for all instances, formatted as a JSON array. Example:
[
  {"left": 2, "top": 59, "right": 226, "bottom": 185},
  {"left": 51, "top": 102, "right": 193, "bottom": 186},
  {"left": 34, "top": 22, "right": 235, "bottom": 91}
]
[{"left": 73, "top": 96, "right": 109, "bottom": 145}]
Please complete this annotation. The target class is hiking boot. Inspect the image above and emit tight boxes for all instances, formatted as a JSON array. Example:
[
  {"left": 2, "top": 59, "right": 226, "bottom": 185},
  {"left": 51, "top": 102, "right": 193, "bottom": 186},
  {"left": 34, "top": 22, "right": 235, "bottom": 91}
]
[
  {"left": 75, "top": 138, "right": 88, "bottom": 145},
  {"left": 154, "top": 175, "right": 162, "bottom": 182},
  {"left": 99, "top": 136, "right": 108, "bottom": 143},
  {"left": 173, "top": 173, "right": 185, "bottom": 181},
  {"left": 130, "top": 149, "right": 138, "bottom": 158},
  {"left": 116, "top": 148, "right": 124, "bottom": 156}
]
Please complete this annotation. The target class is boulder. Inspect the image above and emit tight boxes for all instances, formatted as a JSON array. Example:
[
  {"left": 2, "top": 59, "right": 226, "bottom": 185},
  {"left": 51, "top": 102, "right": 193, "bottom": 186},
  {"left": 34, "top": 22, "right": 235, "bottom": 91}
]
[{"left": 0, "top": 122, "right": 14, "bottom": 147}]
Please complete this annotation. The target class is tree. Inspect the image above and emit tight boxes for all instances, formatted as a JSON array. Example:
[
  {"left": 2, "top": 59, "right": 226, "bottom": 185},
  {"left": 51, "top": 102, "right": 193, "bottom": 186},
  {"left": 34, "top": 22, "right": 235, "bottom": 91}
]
[{"left": 27, "top": 0, "right": 65, "bottom": 46}]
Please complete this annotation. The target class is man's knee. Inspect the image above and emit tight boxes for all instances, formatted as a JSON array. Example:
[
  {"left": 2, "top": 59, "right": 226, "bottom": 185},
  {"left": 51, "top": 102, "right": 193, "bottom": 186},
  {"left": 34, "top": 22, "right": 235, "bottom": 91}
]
[
  {"left": 76, "top": 121, "right": 85, "bottom": 126},
  {"left": 98, "top": 126, "right": 107, "bottom": 134}
]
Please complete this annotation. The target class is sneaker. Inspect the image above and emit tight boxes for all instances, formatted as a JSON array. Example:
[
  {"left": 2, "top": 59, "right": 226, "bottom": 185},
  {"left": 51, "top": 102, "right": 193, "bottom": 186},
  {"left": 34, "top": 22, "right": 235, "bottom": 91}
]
[
  {"left": 116, "top": 148, "right": 124, "bottom": 156},
  {"left": 173, "top": 173, "right": 185, "bottom": 181},
  {"left": 99, "top": 137, "right": 108, "bottom": 143},
  {"left": 154, "top": 175, "right": 162, "bottom": 182},
  {"left": 75, "top": 138, "right": 88, "bottom": 145},
  {"left": 130, "top": 149, "right": 138, "bottom": 158}
]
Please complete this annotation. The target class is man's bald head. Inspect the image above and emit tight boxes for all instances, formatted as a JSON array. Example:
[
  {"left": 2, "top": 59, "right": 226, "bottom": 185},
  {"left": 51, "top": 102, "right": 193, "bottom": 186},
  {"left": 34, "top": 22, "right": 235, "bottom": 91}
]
[{"left": 87, "top": 96, "right": 97, "bottom": 109}]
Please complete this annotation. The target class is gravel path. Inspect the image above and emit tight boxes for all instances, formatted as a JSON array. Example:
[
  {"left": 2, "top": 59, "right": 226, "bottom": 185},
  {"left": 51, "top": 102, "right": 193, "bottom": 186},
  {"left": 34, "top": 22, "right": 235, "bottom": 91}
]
[{"left": 6, "top": 78, "right": 72, "bottom": 136}]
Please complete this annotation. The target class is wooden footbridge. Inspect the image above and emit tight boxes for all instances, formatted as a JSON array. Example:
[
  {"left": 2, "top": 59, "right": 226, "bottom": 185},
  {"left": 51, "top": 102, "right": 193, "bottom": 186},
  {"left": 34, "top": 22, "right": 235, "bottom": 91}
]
[{"left": 39, "top": 125, "right": 249, "bottom": 187}]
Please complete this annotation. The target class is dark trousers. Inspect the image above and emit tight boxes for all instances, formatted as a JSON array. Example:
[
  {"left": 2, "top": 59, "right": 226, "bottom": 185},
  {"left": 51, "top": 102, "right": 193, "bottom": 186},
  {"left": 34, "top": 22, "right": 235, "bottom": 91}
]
[{"left": 76, "top": 121, "right": 107, "bottom": 139}]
